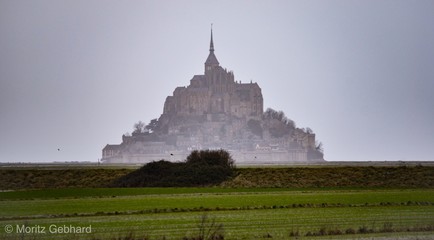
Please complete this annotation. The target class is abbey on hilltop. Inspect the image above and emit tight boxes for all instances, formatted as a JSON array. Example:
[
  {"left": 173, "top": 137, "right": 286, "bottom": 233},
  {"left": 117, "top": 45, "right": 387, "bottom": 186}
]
[{"left": 102, "top": 29, "right": 324, "bottom": 164}]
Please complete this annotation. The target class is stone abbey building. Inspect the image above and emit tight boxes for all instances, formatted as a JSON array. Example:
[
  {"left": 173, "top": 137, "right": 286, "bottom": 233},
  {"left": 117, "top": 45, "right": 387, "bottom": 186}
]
[{"left": 102, "top": 30, "right": 324, "bottom": 164}]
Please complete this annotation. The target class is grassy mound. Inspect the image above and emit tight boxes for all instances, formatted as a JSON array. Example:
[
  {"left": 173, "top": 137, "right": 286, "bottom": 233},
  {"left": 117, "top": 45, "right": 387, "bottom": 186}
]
[
  {"left": 224, "top": 166, "right": 434, "bottom": 188},
  {"left": 0, "top": 168, "right": 132, "bottom": 189},
  {"left": 1, "top": 162, "right": 433, "bottom": 190}
]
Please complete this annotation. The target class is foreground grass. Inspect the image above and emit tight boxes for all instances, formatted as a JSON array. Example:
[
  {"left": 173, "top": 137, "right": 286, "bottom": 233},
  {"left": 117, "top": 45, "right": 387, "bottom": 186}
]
[
  {"left": 0, "top": 189, "right": 434, "bottom": 218},
  {"left": 2, "top": 206, "right": 434, "bottom": 239},
  {"left": 1, "top": 188, "right": 433, "bottom": 239},
  {"left": 1, "top": 165, "right": 433, "bottom": 239},
  {"left": 0, "top": 187, "right": 417, "bottom": 200}
]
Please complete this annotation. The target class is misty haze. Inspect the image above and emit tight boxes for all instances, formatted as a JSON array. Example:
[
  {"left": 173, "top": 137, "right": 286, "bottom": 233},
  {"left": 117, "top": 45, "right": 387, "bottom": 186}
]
[
  {"left": 1, "top": 1, "right": 434, "bottom": 163},
  {"left": 1, "top": 1, "right": 434, "bottom": 240}
]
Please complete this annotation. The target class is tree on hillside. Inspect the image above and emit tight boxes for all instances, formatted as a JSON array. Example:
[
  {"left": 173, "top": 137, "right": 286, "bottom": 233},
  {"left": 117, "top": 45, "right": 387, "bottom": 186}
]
[
  {"left": 133, "top": 121, "right": 146, "bottom": 134},
  {"left": 264, "top": 108, "right": 296, "bottom": 138},
  {"left": 146, "top": 118, "right": 159, "bottom": 133},
  {"left": 264, "top": 108, "right": 295, "bottom": 129}
]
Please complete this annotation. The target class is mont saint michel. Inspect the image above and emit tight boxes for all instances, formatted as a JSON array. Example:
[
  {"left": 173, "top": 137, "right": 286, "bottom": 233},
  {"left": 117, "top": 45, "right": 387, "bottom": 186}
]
[{"left": 102, "top": 30, "right": 324, "bottom": 164}]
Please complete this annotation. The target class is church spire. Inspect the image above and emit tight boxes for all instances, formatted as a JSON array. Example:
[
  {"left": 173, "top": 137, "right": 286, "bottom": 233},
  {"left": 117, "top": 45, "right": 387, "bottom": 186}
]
[
  {"left": 210, "top": 24, "right": 214, "bottom": 52},
  {"left": 205, "top": 24, "right": 219, "bottom": 72}
]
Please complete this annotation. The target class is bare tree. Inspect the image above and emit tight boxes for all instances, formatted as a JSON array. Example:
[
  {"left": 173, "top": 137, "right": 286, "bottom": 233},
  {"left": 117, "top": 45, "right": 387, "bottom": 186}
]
[
  {"left": 306, "top": 127, "right": 314, "bottom": 134},
  {"left": 316, "top": 141, "right": 324, "bottom": 153},
  {"left": 196, "top": 214, "right": 224, "bottom": 240}
]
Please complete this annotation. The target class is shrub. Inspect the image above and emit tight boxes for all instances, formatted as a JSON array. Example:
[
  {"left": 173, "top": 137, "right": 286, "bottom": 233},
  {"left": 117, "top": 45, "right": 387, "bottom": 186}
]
[{"left": 114, "top": 150, "right": 235, "bottom": 187}]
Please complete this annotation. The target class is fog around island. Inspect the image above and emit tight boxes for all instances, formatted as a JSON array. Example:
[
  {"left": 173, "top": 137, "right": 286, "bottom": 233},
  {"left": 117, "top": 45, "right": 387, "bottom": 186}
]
[{"left": 1, "top": 0, "right": 433, "bottom": 162}]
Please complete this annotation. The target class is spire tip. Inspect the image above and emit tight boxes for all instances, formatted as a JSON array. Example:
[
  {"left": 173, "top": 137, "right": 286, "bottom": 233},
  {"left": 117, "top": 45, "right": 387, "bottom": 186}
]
[{"left": 210, "top": 24, "right": 214, "bottom": 52}]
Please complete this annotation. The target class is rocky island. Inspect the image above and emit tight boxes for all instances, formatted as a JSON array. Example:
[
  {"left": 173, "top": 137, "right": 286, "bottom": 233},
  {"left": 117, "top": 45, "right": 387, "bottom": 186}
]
[{"left": 102, "top": 29, "right": 324, "bottom": 164}]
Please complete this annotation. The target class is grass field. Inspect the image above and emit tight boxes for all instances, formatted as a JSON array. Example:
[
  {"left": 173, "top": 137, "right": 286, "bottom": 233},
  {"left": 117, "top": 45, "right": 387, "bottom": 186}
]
[
  {"left": 1, "top": 164, "right": 433, "bottom": 239},
  {"left": 1, "top": 188, "right": 434, "bottom": 239}
]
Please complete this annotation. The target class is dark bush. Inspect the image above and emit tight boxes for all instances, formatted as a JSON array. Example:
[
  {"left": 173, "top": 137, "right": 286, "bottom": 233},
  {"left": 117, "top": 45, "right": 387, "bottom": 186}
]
[{"left": 114, "top": 150, "right": 235, "bottom": 187}]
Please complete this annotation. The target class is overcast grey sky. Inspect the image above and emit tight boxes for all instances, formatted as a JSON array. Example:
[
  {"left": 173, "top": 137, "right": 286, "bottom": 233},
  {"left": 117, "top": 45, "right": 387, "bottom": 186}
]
[{"left": 1, "top": 0, "right": 433, "bottom": 162}]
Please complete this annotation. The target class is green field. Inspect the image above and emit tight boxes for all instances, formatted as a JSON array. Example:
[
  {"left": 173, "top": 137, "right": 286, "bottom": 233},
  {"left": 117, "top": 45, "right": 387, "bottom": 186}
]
[
  {"left": 1, "top": 188, "right": 434, "bottom": 239},
  {"left": 1, "top": 165, "right": 433, "bottom": 239}
]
